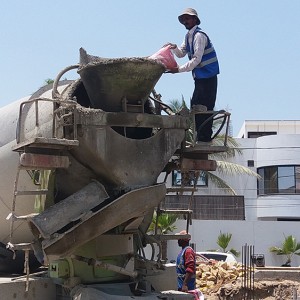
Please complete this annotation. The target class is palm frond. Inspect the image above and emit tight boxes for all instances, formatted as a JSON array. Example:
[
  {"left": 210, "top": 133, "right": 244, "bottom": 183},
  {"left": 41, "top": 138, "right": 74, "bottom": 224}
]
[
  {"left": 207, "top": 172, "right": 237, "bottom": 195},
  {"left": 229, "top": 249, "right": 240, "bottom": 257},
  {"left": 282, "top": 235, "right": 300, "bottom": 254},
  {"left": 147, "top": 212, "right": 178, "bottom": 235},
  {"left": 269, "top": 235, "right": 300, "bottom": 264},
  {"left": 217, "top": 232, "right": 232, "bottom": 251},
  {"left": 210, "top": 136, "right": 242, "bottom": 160},
  {"left": 168, "top": 98, "right": 186, "bottom": 113},
  {"left": 215, "top": 161, "right": 260, "bottom": 178},
  {"left": 269, "top": 246, "right": 285, "bottom": 255}
]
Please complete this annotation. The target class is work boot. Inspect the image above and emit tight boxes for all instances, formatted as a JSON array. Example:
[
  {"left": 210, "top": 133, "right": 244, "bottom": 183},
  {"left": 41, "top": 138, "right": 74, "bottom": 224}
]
[{"left": 191, "top": 104, "right": 207, "bottom": 112}]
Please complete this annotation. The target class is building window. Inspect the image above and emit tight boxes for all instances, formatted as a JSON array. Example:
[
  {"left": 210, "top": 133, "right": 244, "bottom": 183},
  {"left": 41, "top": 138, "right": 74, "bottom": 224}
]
[
  {"left": 172, "top": 170, "right": 207, "bottom": 187},
  {"left": 277, "top": 218, "right": 300, "bottom": 221},
  {"left": 248, "top": 160, "right": 254, "bottom": 167},
  {"left": 248, "top": 131, "right": 277, "bottom": 138},
  {"left": 258, "top": 165, "right": 300, "bottom": 195},
  {"left": 278, "top": 166, "right": 295, "bottom": 193}
]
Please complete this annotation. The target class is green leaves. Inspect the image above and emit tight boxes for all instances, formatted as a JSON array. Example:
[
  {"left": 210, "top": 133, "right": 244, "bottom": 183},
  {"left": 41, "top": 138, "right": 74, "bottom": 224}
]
[
  {"left": 147, "top": 212, "right": 178, "bottom": 261},
  {"left": 44, "top": 78, "right": 54, "bottom": 85},
  {"left": 217, "top": 232, "right": 232, "bottom": 252},
  {"left": 269, "top": 235, "right": 300, "bottom": 265},
  {"left": 148, "top": 211, "right": 178, "bottom": 235},
  {"left": 215, "top": 231, "right": 240, "bottom": 257}
]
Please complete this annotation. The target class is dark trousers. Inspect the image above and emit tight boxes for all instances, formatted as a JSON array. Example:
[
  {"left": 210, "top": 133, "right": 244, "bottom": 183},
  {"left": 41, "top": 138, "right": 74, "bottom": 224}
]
[{"left": 191, "top": 76, "right": 218, "bottom": 142}]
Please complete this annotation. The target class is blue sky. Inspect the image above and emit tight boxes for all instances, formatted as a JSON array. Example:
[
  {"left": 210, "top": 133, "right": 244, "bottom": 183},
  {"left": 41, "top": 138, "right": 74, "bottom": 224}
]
[{"left": 1, "top": 1, "right": 300, "bottom": 136}]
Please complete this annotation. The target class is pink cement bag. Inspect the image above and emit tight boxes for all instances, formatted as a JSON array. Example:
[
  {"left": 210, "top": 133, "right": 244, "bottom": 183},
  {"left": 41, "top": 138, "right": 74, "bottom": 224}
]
[
  {"left": 187, "top": 289, "right": 205, "bottom": 300},
  {"left": 148, "top": 45, "right": 178, "bottom": 70}
]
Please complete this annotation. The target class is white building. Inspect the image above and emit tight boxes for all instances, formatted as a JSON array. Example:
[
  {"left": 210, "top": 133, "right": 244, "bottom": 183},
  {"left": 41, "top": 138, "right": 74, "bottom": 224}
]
[{"left": 166, "top": 120, "right": 300, "bottom": 267}]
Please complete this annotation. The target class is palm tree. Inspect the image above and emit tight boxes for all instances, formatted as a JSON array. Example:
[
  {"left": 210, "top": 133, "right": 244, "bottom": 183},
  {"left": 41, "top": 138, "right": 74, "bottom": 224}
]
[
  {"left": 167, "top": 98, "right": 259, "bottom": 195},
  {"left": 44, "top": 78, "right": 54, "bottom": 85},
  {"left": 216, "top": 231, "right": 240, "bottom": 257},
  {"left": 169, "top": 98, "right": 194, "bottom": 142},
  {"left": 148, "top": 211, "right": 178, "bottom": 261},
  {"left": 269, "top": 235, "right": 300, "bottom": 266}
]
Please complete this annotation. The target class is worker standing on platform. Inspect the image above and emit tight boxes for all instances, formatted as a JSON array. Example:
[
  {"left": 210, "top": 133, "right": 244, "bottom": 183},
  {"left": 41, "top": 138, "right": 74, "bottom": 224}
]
[{"left": 165, "top": 8, "right": 220, "bottom": 143}]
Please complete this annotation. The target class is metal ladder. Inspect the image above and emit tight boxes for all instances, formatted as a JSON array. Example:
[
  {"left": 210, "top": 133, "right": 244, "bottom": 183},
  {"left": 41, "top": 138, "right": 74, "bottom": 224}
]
[
  {"left": 7, "top": 166, "right": 44, "bottom": 249},
  {"left": 6, "top": 153, "right": 69, "bottom": 251},
  {"left": 153, "top": 170, "right": 200, "bottom": 246},
  {"left": 6, "top": 151, "right": 72, "bottom": 291},
  {"left": 149, "top": 186, "right": 195, "bottom": 263},
  {"left": 6, "top": 159, "right": 47, "bottom": 291},
  {"left": 161, "top": 173, "right": 199, "bottom": 228},
  {"left": 6, "top": 152, "right": 71, "bottom": 252}
]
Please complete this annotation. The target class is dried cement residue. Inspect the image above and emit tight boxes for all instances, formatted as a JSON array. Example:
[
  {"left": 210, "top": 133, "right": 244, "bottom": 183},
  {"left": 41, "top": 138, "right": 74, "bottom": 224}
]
[{"left": 78, "top": 47, "right": 165, "bottom": 71}]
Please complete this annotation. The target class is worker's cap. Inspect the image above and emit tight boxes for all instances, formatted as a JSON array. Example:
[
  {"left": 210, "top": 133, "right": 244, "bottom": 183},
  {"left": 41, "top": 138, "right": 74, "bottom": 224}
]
[
  {"left": 178, "top": 8, "right": 201, "bottom": 25},
  {"left": 176, "top": 230, "right": 191, "bottom": 240}
]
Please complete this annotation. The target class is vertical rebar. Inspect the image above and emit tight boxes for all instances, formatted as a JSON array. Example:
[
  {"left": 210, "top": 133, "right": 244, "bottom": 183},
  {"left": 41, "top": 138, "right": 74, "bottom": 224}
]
[{"left": 242, "top": 243, "right": 255, "bottom": 300}]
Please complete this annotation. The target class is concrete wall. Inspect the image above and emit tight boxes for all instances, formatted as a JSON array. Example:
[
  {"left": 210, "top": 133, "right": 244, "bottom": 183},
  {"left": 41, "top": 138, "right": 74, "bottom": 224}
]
[
  {"left": 167, "top": 219, "right": 300, "bottom": 267},
  {"left": 256, "top": 134, "right": 300, "bottom": 167},
  {"left": 237, "top": 120, "right": 300, "bottom": 137}
]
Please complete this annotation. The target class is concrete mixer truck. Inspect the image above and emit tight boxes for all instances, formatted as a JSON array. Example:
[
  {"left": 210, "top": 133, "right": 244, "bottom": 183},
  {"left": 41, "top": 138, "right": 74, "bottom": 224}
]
[{"left": 0, "top": 48, "right": 230, "bottom": 299}]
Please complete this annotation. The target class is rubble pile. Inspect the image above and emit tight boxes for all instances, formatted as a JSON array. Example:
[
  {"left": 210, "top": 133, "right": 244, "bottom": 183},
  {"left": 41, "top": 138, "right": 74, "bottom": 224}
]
[
  {"left": 196, "top": 261, "right": 300, "bottom": 299},
  {"left": 196, "top": 260, "right": 244, "bottom": 295}
]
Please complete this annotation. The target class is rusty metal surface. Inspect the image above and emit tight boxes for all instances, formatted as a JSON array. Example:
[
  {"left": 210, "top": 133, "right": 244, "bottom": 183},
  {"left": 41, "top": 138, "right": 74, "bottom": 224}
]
[
  {"left": 181, "top": 158, "right": 217, "bottom": 171},
  {"left": 19, "top": 153, "right": 70, "bottom": 169}
]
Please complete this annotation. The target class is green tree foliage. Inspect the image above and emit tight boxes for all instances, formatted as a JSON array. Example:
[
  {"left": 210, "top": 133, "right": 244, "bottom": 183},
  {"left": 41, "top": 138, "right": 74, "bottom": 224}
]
[
  {"left": 216, "top": 231, "right": 240, "bottom": 257},
  {"left": 44, "top": 78, "right": 54, "bottom": 85},
  {"left": 148, "top": 211, "right": 178, "bottom": 234},
  {"left": 269, "top": 235, "right": 300, "bottom": 266},
  {"left": 148, "top": 212, "right": 178, "bottom": 261}
]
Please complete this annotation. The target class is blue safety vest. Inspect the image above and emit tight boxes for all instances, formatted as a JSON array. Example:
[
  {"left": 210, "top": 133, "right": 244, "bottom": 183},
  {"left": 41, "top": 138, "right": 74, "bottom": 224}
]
[
  {"left": 186, "top": 27, "right": 219, "bottom": 79},
  {"left": 176, "top": 246, "right": 196, "bottom": 290}
]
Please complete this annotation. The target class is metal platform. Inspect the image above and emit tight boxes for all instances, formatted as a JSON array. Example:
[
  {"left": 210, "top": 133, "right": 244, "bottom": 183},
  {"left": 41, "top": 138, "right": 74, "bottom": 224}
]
[
  {"left": 180, "top": 143, "right": 228, "bottom": 158},
  {"left": 178, "top": 143, "right": 228, "bottom": 159},
  {"left": 12, "top": 137, "right": 79, "bottom": 152}
]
